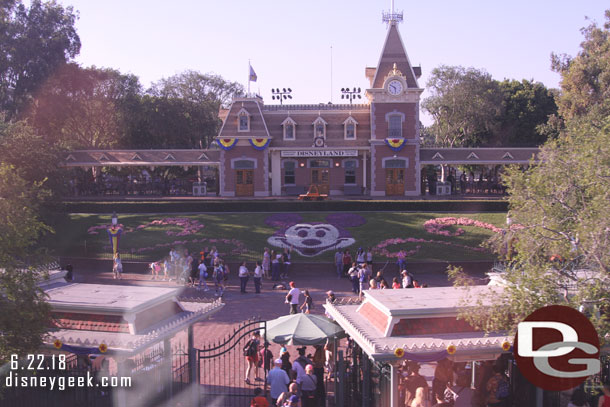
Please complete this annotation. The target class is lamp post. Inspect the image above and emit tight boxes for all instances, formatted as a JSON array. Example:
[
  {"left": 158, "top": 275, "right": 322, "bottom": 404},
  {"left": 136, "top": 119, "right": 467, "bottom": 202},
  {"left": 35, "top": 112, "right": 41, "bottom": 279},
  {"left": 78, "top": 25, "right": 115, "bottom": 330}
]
[
  {"left": 341, "top": 87, "right": 361, "bottom": 105},
  {"left": 108, "top": 211, "right": 122, "bottom": 255},
  {"left": 271, "top": 88, "right": 292, "bottom": 105}
]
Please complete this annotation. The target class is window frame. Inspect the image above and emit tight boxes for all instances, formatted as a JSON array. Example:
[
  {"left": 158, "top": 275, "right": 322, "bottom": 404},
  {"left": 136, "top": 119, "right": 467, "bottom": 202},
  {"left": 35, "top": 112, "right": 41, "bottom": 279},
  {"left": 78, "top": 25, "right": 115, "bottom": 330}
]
[
  {"left": 282, "top": 160, "right": 297, "bottom": 186},
  {"left": 343, "top": 116, "right": 358, "bottom": 140},
  {"left": 282, "top": 117, "right": 296, "bottom": 141},
  {"left": 237, "top": 108, "right": 251, "bottom": 132}
]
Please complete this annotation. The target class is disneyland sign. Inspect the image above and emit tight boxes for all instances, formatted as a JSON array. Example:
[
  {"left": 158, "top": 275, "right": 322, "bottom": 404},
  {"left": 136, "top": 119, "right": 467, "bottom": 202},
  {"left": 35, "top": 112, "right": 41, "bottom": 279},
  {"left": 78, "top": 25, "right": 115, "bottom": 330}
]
[{"left": 280, "top": 150, "right": 358, "bottom": 158}]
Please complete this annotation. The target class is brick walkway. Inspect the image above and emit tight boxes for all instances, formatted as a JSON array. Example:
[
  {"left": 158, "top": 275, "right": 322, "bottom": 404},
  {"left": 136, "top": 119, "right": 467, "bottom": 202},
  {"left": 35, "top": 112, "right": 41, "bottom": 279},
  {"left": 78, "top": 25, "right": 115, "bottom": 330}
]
[{"left": 69, "top": 259, "right": 491, "bottom": 404}]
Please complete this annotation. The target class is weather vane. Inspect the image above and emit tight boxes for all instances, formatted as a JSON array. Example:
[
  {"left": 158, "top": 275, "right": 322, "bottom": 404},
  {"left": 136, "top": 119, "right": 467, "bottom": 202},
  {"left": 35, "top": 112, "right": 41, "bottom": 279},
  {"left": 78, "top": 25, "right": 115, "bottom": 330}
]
[{"left": 382, "top": 0, "right": 403, "bottom": 24}]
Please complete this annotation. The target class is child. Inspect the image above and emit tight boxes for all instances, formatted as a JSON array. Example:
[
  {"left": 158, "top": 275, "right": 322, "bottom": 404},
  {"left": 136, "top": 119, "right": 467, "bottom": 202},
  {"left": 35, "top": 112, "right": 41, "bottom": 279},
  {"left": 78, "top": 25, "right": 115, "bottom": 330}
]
[{"left": 300, "top": 290, "right": 313, "bottom": 314}]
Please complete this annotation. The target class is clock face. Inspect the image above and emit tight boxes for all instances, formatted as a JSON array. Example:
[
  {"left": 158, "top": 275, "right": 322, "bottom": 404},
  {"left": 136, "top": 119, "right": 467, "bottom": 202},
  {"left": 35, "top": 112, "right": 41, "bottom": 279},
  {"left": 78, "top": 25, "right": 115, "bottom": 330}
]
[
  {"left": 314, "top": 137, "right": 325, "bottom": 147},
  {"left": 388, "top": 79, "right": 403, "bottom": 95}
]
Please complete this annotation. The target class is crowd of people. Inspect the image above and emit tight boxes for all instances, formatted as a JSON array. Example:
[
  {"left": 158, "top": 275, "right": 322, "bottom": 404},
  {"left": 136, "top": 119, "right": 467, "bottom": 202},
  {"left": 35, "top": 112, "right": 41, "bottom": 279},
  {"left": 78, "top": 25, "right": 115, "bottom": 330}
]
[
  {"left": 398, "top": 359, "right": 512, "bottom": 407},
  {"left": 245, "top": 331, "right": 333, "bottom": 407}
]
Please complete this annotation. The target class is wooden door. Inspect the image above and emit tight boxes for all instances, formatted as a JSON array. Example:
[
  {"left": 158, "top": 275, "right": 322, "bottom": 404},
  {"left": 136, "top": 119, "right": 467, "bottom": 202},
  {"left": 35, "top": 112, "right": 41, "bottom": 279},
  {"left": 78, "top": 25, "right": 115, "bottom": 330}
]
[
  {"left": 311, "top": 169, "right": 330, "bottom": 194},
  {"left": 385, "top": 168, "right": 405, "bottom": 196},
  {"left": 235, "top": 170, "right": 254, "bottom": 196}
]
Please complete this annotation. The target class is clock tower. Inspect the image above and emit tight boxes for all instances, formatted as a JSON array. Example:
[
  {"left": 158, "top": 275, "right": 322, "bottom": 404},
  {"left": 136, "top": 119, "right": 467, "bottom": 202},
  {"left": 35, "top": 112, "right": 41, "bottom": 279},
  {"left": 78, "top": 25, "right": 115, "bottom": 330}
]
[{"left": 366, "top": 10, "right": 423, "bottom": 196}]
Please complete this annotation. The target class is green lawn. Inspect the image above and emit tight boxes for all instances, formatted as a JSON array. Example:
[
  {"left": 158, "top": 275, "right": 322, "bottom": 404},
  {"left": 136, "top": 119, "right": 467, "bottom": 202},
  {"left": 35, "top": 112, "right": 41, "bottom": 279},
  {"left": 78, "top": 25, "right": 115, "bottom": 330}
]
[{"left": 47, "top": 212, "right": 506, "bottom": 263}]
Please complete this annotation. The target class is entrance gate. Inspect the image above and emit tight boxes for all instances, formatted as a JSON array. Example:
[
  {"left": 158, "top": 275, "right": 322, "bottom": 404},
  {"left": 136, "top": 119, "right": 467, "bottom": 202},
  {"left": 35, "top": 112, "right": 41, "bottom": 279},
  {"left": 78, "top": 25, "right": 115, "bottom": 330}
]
[{"left": 197, "top": 319, "right": 268, "bottom": 406}]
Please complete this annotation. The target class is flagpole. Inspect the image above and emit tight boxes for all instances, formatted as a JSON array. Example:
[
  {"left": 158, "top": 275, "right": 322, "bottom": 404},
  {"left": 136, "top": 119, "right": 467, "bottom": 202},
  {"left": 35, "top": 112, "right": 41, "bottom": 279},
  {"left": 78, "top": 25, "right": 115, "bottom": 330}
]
[{"left": 248, "top": 59, "right": 251, "bottom": 95}]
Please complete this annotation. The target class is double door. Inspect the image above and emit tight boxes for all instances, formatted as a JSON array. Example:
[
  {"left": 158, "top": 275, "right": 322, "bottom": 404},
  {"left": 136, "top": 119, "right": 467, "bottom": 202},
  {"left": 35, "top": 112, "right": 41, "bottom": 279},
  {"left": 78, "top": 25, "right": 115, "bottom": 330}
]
[
  {"left": 235, "top": 170, "right": 254, "bottom": 196},
  {"left": 385, "top": 168, "right": 405, "bottom": 196},
  {"left": 311, "top": 169, "right": 329, "bottom": 195}
]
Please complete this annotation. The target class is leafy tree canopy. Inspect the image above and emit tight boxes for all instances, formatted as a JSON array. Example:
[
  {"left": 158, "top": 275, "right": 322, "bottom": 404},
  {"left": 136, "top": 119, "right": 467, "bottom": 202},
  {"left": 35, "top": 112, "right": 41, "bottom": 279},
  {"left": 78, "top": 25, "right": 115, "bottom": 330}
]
[
  {"left": 451, "top": 10, "right": 610, "bottom": 340},
  {"left": 0, "top": 0, "right": 80, "bottom": 119},
  {"left": 423, "top": 67, "right": 558, "bottom": 147},
  {"left": 27, "top": 63, "right": 141, "bottom": 149}
]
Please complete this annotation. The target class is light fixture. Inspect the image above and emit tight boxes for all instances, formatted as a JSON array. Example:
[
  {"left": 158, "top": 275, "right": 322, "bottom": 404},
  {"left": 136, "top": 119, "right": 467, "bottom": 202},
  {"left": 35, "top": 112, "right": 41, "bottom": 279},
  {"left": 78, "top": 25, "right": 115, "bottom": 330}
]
[
  {"left": 335, "top": 162, "right": 340, "bottom": 167},
  {"left": 111, "top": 211, "right": 118, "bottom": 226},
  {"left": 299, "top": 162, "right": 305, "bottom": 167},
  {"left": 341, "top": 87, "right": 362, "bottom": 105},
  {"left": 271, "top": 87, "right": 293, "bottom": 105}
]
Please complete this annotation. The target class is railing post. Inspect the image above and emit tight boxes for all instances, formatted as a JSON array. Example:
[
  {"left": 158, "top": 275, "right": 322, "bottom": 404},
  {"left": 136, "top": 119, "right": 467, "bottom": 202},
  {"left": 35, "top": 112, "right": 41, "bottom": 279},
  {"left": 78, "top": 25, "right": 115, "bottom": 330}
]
[
  {"left": 189, "top": 325, "right": 199, "bottom": 406},
  {"left": 362, "top": 356, "right": 370, "bottom": 407},
  {"left": 337, "top": 350, "right": 345, "bottom": 407}
]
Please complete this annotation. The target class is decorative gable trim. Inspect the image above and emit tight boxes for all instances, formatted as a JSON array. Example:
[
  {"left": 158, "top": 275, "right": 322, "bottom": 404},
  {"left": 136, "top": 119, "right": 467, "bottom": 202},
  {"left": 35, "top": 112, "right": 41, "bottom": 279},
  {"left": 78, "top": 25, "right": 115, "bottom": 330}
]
[
  {"left": 164, "top": 153, "right": 176, "bottom": 161},
  {"left": 281, "top": 117, "right": 296, "bottom": 126},
  {"left": 65, "top": 154, "right": 76, "bottom": 162},
  {"left": 467, "top": 152, "right": 480, "bottom": 160},
  {"left": 282, "top": 116, "right": 296, "bottom": 140},
  {"left": 98, "top": 153, "right": 110, "bottom": 161},
  {"left": 197, "top": 153, "right": 209, "bottom": 161},
  {"left": 131, "top": 153, "right": 143, "bottom": 161},
  {"left": 502, "top": 152, "right": 514, "bottom": 160},
  {"left": 431, "top": 152, "right": 444, "bottom": 160}
]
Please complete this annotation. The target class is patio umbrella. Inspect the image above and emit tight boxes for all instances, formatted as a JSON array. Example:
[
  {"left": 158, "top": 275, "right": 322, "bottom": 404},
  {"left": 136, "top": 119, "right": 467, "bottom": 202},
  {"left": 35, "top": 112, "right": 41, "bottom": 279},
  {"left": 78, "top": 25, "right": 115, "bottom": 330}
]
[{"left": 263, "top": 314, "right": 345, "bottom": 345}]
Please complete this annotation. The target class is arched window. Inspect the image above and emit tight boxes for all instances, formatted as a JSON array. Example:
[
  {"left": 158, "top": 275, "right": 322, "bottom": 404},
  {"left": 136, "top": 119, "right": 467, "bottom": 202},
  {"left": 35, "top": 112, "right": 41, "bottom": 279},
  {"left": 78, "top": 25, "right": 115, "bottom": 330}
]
[
  {"left": 343, "top": 116, "right": 358, "bottom": 140},
  {"left": 282, "top": 117, "right": 296, "bottom": 140},
  {"left": 237, "top": 108, "right": 250, "bottom": 132}
]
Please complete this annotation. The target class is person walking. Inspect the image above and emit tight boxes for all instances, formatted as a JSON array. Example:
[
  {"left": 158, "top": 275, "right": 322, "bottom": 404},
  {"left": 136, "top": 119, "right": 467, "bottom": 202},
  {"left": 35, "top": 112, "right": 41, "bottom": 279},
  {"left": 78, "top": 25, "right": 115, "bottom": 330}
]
[
  {"left": 262, "top": 247, "right": 271, "bottom": 279},
  {"left": 113, "top": 252, "right": 123, "bottom": 280},
  {"left": 267, "top": 359, "right": 290, "bottom": 407},
  {"left": 244, "top": 331, "right": 263, "bottom": 385},
  {"left": 253, "top": 261, "right": 263, "bottom": 293},
  {"left": 356, "top": 247, "right": 365, "bottom": 264},
  {"left": 348, "top": 262, "right": 359, "bottom": 294},
  {"left": 239, "top": 261, "right": 250, "bottom": 294},
  {"left": 286, "top": 281, "right": 300, "bottom": 315},
  {"left": 291, "top": 347, "right": 312, "bottom": 382},
  {"left": 281, "top": 247, "right": 291, "bottom": 279},
  {"left": 300, "top": 290, "right": 313, "bottom": 314},
  {"left": 366, "top": 247, "right": 373, "bottom": 266},
  {"left": 342, "top": 250, "right": 352, "bottom": 277},
  {"left": 312, "top": 345, "right": 327, "bottom": 406},
  {"left": 297, "top": 364, "right": 318, "bottom": 407},
  {"left": 198, "top": 259, "right": 209, "bottom": 291},
  {"left": 334, "top": 248, "right": 343, "bottom": 279},
  {"left": 213, "top": 260, "right": 226, "bottom": 297},
  {"left": 272, "top": 253, "right": 281, "bottom": 281}
]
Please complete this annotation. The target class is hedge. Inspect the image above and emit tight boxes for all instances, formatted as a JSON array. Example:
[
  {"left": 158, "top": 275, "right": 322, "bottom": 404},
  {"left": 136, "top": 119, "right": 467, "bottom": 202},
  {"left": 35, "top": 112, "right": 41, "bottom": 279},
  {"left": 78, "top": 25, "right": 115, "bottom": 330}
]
[{"left": 64, "top": 199, "right": 508, "bottom": 213}]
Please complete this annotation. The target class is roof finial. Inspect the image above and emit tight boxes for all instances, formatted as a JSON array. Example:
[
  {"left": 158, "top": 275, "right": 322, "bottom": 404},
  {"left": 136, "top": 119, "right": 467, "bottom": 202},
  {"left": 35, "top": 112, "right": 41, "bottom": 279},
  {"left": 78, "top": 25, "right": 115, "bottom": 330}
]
[{"left": 382, "top": 0, "right": 403, "bottom": 25}]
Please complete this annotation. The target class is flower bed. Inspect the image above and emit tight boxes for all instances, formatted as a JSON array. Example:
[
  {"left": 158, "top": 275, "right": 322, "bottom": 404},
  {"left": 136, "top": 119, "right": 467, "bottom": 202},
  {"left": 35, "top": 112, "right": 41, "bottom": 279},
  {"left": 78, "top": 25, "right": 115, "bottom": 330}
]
[{"left": 423, "top": 217, "right": 504, "bottom": 236}]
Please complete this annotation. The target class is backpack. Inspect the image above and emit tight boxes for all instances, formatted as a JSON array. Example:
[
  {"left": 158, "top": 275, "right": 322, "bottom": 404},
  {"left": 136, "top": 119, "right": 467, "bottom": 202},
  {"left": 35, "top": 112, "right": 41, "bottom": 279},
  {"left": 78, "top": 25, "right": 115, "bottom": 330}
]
[
  {"left": 495, "top": 376, "right": 510, "bottom": 399},
  {"left": 243, "top": 339, "right": 257, "bottom": 357}
]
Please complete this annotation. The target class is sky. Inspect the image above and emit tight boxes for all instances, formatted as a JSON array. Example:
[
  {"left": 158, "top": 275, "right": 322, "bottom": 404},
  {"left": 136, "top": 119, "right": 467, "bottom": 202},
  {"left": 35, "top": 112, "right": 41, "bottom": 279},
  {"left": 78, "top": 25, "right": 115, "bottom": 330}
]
[{"left": 55, "top": 0, "right": 608, "bottom": 125}]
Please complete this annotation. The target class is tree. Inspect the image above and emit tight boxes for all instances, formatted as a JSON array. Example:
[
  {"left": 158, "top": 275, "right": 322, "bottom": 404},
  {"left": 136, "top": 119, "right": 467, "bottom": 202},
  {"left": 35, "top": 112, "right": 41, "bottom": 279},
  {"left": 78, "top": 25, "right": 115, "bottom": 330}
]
[
  {"left": 495, "top": 79, "right": 558, "bottom": 146},
  {"left": 143, "top": 71, "right": 244, "bottom": 148},
  {"left": 0, "top": 0, "right": 80, "bottom": 119},
  {"left": 422, "top": 65, "right": 503, "bottom": 147},
  {"left": 0, "top": 163, "right": 53, "bottom": 363},
  {"left": 124, "top": 94, "right": 219, "bottom": 149},
  {"left": 551, "top": 10, "right": 610, "bottom": 125},
  {"left": 27, "top": 63, "right": 142, "bottom": 149},
  {"left": 450, "top": 11, "right": 610, "bottom": 340},
  {"left": 148, "top": 70, "right": 243, "bottom": 107}
]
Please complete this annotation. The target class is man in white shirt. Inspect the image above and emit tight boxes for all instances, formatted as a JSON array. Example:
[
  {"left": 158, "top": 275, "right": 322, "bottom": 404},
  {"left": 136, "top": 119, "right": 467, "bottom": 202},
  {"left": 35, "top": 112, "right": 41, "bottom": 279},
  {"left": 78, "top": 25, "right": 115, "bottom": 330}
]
[{"left": 287, "top": 281, "right": 300, "bottom": 314}]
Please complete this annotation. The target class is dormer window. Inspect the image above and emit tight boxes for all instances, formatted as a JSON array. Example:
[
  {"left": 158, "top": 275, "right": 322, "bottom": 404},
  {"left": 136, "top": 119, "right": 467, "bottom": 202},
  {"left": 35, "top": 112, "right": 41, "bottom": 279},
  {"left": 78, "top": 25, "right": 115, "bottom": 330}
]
[
  {"left": 237, "top": 108, "right": 250, "bottom": 132},
  {"left": 312, "top": 117, "right": 327, "bottom": 139},
  {"left": 282, "top": 117, "right": 296, "bottom": 140},
  {"left": 343, "top": 117, "right": 358, "bottom": 140}
]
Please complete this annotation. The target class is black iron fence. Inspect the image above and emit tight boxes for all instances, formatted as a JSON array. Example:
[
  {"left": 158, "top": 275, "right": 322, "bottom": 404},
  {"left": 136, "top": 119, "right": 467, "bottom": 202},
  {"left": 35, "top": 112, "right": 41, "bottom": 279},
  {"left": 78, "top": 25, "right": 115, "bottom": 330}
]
[{"left": 197, "top": 318, "right": 268, "bottom": 407}]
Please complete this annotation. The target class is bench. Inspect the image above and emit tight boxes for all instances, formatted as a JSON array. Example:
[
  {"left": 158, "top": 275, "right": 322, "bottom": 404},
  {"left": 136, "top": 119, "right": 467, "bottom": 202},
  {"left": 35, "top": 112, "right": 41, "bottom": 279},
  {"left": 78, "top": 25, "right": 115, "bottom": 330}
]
[
  {"left": 344, "top": 186, "right": 363, "bottom": 196},
  {"left": 285, "top": 186, "right": 307, "bottom": 196}
]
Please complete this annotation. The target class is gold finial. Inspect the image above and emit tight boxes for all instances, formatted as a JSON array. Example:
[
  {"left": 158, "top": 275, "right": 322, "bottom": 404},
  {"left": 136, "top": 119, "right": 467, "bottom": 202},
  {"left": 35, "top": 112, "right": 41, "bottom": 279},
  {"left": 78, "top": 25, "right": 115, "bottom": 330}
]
[{"left": 390, "top": 63, "right": 402, "bottom": 77}]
